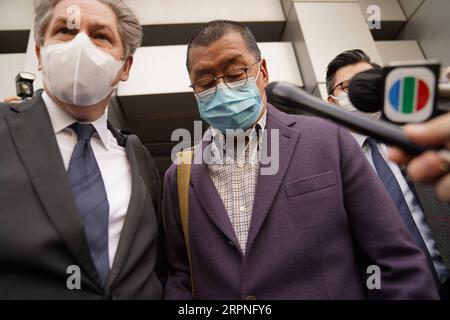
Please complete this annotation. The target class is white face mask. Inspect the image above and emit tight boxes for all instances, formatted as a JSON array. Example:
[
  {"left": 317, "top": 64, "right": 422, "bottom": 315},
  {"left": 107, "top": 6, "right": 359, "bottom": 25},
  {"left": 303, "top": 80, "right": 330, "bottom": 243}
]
[
  {"left": 331, "top": 91, "right": 357, "bottom": 112},
  {"left": 331, "top": 91, "right": 382, "bottom": 120},
  {"left": 41, "top": 32, "right": 124, "bottom": 107}
]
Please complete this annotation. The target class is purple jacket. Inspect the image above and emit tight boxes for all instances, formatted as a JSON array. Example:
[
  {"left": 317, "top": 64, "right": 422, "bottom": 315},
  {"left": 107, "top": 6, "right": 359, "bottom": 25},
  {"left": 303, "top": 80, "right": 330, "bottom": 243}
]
[{"left": 163, "top": 105, "right": 439, "bottom": 299}]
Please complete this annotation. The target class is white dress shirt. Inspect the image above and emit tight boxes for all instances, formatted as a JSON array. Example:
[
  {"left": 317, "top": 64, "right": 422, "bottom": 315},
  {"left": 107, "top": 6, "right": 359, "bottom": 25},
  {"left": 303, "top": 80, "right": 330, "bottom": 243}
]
[
  {"left": 352, "top": 132, "right": 449, "bottom": 283},
  {"left": 42, "top": 91, "right": 132, "bottom": 268}
]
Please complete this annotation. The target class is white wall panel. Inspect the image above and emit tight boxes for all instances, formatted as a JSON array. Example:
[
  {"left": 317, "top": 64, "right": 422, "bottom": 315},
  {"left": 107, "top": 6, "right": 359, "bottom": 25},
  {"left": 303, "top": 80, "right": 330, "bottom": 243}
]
[
  {"left": 315, "top": 83, "right": 329, "bottom": 101},
  {"left": 125, "top": 0, "right": 285, "bottom": 25},
  {"left": 0, "top": 0, "right": 33, "bottom": 31},
  {"left": 281, "top": 0, "right": 357, "bottom": 20},
  {"left": 0, "top": 53, "right": 26, "bottom": 99},
  {"left": 118, "top": 42, "right": 303, "bottom": 97},
  {"left": 397, "top": 0, "right": 450, "bottom": 67},
  {"left": 376, "top": 40, "right": 424, "bottom": 65},
  {"left": 398, "top": 0, "right": 425, "bottom": 18},
  {"left": 282, "top": 2, "right": 382, "bottom": 92},
  {"left": 23, "top": 27, "right": 43, "bottom": 91}
]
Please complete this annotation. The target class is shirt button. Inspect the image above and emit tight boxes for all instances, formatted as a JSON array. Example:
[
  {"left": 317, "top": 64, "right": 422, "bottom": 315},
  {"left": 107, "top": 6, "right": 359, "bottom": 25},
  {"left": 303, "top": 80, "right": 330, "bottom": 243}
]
[{"left": 240, "top": 206, "right": 245, "bottom": 212}]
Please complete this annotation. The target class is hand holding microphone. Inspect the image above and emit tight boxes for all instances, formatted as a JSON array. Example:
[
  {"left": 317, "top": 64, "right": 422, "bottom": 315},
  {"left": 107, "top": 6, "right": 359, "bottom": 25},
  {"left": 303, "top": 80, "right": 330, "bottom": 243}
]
[{"left": 389, "top": 113, "right": 450, "bottom": 202}]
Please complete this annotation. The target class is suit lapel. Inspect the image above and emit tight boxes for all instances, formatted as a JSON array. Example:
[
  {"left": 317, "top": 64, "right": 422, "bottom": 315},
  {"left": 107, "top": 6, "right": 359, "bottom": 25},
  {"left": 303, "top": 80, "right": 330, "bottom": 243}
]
[
  {"left": 107, "top": 140, "right": 146, "bottom": 287},
  {"left": 245, "top": 106, "right": 300, "bottom": 253},
  {"left": 5, "top": 97, "right": 102, "bottom": 288},
  {"left": 190, "top": 141, "right": 241, "bottom": 250}
]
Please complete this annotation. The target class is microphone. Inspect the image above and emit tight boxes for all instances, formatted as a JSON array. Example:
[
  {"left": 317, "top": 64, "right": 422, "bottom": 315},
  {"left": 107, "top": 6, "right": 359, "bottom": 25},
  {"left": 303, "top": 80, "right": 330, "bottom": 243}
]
[
  {"left": 266, "top": 81, "right": 427, "bottom": 155},
  {"left": 348, "top": 68, "right": 383, "bottom": 113},
  {"left": 348, "top": 68, "right": 450, "bottom": 115}
]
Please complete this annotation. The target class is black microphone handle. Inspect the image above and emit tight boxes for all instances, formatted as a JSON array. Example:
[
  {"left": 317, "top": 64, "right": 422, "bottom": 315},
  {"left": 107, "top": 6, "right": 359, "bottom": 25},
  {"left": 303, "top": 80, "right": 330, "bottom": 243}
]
[{"left": 266, "top": 82, "right": 426, "bottom": 155}]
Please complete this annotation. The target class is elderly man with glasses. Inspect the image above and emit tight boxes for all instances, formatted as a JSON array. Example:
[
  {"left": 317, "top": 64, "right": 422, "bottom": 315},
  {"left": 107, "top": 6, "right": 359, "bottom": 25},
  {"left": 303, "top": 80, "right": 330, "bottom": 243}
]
[{"left": 162, "top": 20, "right": 438, "bottom": 300}]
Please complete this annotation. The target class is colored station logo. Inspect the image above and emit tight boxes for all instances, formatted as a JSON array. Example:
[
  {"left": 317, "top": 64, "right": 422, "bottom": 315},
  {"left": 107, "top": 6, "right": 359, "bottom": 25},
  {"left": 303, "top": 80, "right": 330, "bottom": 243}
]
[
  {"left": 389, "top": 77, "right": 429, "bottom": 113},
  {"left": 384, "top": 67, "right": 435, "bottom": 123}
]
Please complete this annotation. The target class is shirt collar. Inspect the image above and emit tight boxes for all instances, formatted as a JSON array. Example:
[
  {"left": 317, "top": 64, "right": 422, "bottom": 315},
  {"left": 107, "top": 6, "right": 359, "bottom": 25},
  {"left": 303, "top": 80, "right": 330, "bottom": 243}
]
[
  {"left": 42, "top": 90, "right": 110, "bottom": 150},
  {"left": 207, "top": 110, "right": 266, "bottom": 163},
  {"left": 351, "top": 131, "right": 389, "bottom": 156},
  {"left": 351, "top": 131, "right": 368, "bottom": 148}
]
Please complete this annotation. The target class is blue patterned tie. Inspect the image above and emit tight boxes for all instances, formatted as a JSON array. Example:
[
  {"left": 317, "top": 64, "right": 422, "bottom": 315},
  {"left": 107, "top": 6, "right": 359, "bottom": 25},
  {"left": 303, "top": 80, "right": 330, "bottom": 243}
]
[
  {"left": 68, "top": 123, "right": 109, "bottom": 287},
  {"left": 365, "top": 137, "right": 440, "bottom": 282}
]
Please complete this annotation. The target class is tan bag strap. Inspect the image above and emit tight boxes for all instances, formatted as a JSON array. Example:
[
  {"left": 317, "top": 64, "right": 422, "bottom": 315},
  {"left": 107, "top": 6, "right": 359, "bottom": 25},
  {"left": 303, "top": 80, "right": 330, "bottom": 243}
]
[{"left": 177, "top": 149, "right": 195, "bottom": 296}]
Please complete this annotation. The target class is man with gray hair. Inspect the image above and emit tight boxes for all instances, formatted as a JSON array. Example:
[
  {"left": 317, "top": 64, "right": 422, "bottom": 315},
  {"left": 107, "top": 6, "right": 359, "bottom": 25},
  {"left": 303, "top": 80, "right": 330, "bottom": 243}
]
[
  {"left": 162, "top": 20, "right": 438, "bottom": 300},
  {"left": 0, "top": 0, "right": 162, "bottom": 299}
]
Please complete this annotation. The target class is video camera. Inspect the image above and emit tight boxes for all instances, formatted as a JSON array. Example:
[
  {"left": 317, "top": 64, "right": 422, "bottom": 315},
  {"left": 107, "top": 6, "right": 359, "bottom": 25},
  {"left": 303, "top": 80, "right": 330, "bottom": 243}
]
[{"left": 15, "top": 72, "right": 36, "bottom": 100}]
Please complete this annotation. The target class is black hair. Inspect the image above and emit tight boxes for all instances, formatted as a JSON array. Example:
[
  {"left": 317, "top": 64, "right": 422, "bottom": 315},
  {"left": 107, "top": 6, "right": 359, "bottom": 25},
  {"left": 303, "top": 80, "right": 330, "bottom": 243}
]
[
  {"left": 325, "top": 49, "right": 381, "bottom": 95},
  {"left": 186, "top": 20, "right": 261, "bottom": 72}
]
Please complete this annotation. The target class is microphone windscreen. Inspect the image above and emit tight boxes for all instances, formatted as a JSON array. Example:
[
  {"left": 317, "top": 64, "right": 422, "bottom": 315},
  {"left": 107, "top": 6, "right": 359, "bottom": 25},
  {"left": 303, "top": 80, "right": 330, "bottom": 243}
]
[{"left": 348, "top": 68, "right": 383, "bottom": 113}]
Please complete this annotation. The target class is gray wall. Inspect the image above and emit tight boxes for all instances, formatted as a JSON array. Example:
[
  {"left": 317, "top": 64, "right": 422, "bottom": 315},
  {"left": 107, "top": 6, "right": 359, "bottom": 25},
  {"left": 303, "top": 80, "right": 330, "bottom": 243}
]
[{"left": 397, "top": 0, "right": 450, "bottom": 66}]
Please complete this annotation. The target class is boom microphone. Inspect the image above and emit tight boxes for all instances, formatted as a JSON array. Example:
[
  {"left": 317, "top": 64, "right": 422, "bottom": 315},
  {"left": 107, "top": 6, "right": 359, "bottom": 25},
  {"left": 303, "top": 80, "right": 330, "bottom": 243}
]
[
  {"left": 348, "top": 67, "right": 450, "bottom": 115},
  {"left": 267, "top": 81, "right": 426, "bottom": 155}
]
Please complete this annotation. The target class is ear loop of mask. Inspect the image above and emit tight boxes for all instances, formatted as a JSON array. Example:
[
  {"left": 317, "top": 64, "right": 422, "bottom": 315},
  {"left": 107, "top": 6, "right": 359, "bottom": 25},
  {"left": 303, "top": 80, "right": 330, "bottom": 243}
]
[
  {"left": 257, "top": 61, "right": 269, "bottom": 105},
  {"left": 111, "top": 59, "right": 127, "bottom": 91},
  {"left": 256, "top": 62, "right": 267, "bottom": 102},
  {"left": 249, "top": 61, "right": 262, "bottom": 84},
  {"left": 330, "top": 92, "right": 347, "bottom": 101}
]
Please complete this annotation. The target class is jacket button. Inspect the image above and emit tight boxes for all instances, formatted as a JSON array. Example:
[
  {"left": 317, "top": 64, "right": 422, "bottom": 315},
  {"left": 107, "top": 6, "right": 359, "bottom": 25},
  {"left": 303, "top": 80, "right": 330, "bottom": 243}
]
[
  {"left": 245, "top": 295, "right": 257, "bottom": 300},
  {"left": 228, "top": 240, "right": 235, "bottom": 246}
]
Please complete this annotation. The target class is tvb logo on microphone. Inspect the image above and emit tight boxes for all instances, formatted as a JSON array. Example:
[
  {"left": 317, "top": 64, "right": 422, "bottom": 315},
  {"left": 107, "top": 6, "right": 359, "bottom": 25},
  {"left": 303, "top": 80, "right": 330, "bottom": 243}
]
[{"left": 384, "top": 66, "right": 436, "bottom": 123}]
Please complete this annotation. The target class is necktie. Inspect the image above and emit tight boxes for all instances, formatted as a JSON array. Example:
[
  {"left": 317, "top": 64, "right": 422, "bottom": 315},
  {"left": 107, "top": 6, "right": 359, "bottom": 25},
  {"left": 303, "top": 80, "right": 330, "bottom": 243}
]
[
  {"left": 67, "top": 123, "right": 109, "bottom": 287},
  {"left": 365, "top": 137, "right": 440, "bottom": 284}
]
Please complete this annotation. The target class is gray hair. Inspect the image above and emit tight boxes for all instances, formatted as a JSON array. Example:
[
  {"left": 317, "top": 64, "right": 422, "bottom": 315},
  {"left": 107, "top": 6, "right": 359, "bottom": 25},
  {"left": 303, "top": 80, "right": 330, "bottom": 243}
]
[
  {"left": 33, "top": 0, "right": 142, "bottom": 56},
  {"left": 186, "top": 20, "right": 261, "bottom": 72}
]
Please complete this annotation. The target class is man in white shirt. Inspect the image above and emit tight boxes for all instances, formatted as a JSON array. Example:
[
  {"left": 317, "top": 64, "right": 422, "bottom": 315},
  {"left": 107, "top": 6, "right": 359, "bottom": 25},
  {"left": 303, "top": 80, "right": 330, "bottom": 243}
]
[
  {"left": 326, "top": 49, "right": 450, "bottom": 298},
  {"left": 0, "top": 0, "right": 162, "bottom": 299}
]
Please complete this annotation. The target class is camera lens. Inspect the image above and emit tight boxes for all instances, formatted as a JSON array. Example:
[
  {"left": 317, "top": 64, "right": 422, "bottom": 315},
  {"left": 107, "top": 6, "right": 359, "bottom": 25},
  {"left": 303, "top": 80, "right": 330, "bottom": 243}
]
[{"left": 20, "top": 82, "right": 32, "bottom": 95}]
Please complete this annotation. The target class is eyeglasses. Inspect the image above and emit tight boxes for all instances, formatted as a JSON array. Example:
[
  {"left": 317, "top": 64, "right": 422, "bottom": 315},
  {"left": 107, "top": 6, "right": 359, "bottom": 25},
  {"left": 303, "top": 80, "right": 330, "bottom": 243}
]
[
  {"left": 331, "top": 79, "right": 350, "bottom": 96},
  {"left": 190, "top": 60, "right": 260, "bottom": 94}
]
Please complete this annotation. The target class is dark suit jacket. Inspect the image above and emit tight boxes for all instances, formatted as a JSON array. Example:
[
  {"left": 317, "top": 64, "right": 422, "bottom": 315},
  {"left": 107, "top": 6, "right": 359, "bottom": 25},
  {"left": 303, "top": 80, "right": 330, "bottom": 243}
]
[
  {"left": 0, "top": 92, "right": 162, "bottom": 299},
  {"left": 163, "top": 104, "right": 439, "bottom": 300},
  {"left": 407, "top": 179, "right": 450, "bottom": 278}
]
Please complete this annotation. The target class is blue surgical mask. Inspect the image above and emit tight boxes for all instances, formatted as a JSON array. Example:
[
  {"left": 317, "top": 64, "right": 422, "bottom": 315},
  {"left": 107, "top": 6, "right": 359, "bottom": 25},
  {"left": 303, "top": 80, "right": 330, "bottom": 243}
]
[{"left": 195, "top": 65, "right": 263, "bottom": 133}]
